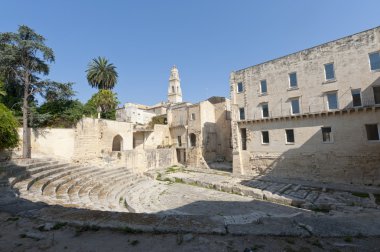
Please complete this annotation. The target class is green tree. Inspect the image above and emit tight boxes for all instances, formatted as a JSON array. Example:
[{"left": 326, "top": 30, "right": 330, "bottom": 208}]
[
  {"left": 84, "top": 90, "right": 119, "bottom": 120},
  {"left": 0, "top": 103, "right": 19, "bottom": 150},
  {"left": 0, "top": 25, "right": 54, "bottom": 158},
  {"left": 38, "top": 99, "right": 84, "bottom": 128},
  {"left": 0, "top": 79, "right": 6, "bottom": 96},
  {"left": 86, "top": 57, "right": 118, "bottom": 90}
]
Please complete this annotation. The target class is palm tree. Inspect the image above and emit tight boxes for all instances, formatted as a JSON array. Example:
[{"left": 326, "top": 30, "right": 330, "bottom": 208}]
[{"left": 86, "top": 57, "right": 118, "bottom": 90}]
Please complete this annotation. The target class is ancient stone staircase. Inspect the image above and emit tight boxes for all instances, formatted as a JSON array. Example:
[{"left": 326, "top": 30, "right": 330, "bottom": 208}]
[{"left": 2, "top": 158, "right": 148, "bottom": 212}]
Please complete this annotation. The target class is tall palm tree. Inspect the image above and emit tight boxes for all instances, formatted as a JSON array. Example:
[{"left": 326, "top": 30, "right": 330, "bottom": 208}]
[{"left": 86, "top": 57, "right": 118, "bottom": 90}]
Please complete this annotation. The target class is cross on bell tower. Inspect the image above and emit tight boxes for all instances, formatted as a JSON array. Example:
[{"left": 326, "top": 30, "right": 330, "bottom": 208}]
[{"left": 168, "top": 65, "right": 183, "bottom": 103}]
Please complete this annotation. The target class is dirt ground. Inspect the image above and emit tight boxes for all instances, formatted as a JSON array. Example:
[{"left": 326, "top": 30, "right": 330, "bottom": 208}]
[{"left": 1, "top": 212, "right": 379, "bottom": 252}]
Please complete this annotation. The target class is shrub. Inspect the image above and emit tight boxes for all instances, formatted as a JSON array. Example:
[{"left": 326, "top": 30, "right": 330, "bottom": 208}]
[{"left": 0, "top": 103, "right": 19, "bottom": 150}]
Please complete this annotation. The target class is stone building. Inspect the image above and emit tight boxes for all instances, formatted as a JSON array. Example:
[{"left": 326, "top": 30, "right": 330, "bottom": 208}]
[
  {"left": 167, "top": 97, "right": 232, "bottom": 168},
  {"left": 115, "top": 66, "right": 183, "bottom": 124},
  {"left": 230, "top": 26, "right": 380, "bottom": 185},
  {"left": 115, "top": 65, "right": 233, "bottom": 168}
]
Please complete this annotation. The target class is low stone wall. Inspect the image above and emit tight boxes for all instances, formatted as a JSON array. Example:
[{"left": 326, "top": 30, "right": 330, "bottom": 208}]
[
  {"left": 106, "top": 148, "right": 177, "bottom": 173},
  {"left": 240, "top": 152, "right": 380, "bottom": 185}
]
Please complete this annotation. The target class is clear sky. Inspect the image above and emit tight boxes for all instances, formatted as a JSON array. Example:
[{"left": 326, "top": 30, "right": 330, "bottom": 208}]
[{"left": 1, "top": 0, "right": 379, "bottom": 106}]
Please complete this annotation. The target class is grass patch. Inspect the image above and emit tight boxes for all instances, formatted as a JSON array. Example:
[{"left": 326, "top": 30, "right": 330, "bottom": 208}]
[
  {"left": 174, "top": 177, "right": 183, "bottom": 183},
  {"left": 352, "top": 192, "right": 369, "bottom": 198},
  {"left": 310, "top": 207, "right": 330, "bottom": 213},
  {"left": 344, "top": 236, "right": 353, "bottom": 243},
  {"left": 121, "top": 226, "right": 142, "bottom": 234},
  {"left": 285, "top": 238, "right": 295, "bottom": 244},
  {"left": 75, "top": 225, "right": 100, "bottom": 236},
  {"left": 374, "top": 194, "right": 380, "bottom": 205},
  {"left": 156, "top": 172, "right": 162, "bottom": 180},
  {"left": 165, "top": 165, "right": 181, "bottom": 174},
  {"left": 310, "top": 239, "right": 323, "bottom": 248},
  {"left": 129, "top": 239, "right": 139, "bottom": 246},
  {"left": 52, "top": 222, "right": 67, "bottom": 230},
  {"left": 6, "top": 217, "right": 19, "bottom": 222},
  {"left": 250, "top": 244, "right": 265, "bottom": 251}
]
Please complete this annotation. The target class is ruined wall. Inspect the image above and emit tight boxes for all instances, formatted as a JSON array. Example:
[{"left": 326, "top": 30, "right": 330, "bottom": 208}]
[
  {"left": 143, "top": 124, "right": 171, "bottom": 148},
  {"left": 123, "top": 148, "right": 177, "bottom": 173},
  {"left": 212, "top": 100, "right": 233, "bottom": 162},
  {"left": 73, "top": 118, "right": 133, "bottom": 162}
]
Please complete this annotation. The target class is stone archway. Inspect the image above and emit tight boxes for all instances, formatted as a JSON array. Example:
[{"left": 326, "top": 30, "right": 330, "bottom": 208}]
[{"left": 112, "top": 135, "right": 123, "bottom": 151}]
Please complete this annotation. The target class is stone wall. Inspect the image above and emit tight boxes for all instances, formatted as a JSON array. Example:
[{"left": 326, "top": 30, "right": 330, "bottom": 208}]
[
  {"left": 235, "top": 109, "right": 380, "bottom": 185},
  {"left": 73, "top": 118, "right": 133, "bottom": 162},
  {"left": 18, "top": 128, "right": 75, "bottom": 160},
  {"left": 122, "top": 148, "right": 177, "bottom": 173}
]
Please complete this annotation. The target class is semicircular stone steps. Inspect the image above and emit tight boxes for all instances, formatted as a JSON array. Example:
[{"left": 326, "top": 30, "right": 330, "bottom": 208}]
[
  {"left": 11, "top": 162, "right": 72, "bottom": 191},
  {"left": 42, "top": 165, "right": 100, "bottom": 197},
  {"left": 29, "top": 164, "right": 86, "bottom": 194},
  {"left": 8, "top": 161, "right": 63, "bottom": 187},
  {"left": 67, "top": 168, "right": 132, "bottom": 204},
  {"left": 101, "top": 176, "right": 147, "bottom": 211},
  {"left": 123, "top": 179, "right": 168, "bottom": 213},
  {"left": 76, "top": 170, "right": 138, "bottom": 210},
  {"left": 9, "top": 159, "right": 146, "bottom": 212},
  {"left": 56, "top": 166, "right": 127, "bottom": 200}
]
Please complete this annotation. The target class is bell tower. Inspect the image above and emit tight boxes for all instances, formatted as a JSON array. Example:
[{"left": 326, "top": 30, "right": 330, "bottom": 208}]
[{"left": 168, "top": 65, "right": 183, "bottom": 103}]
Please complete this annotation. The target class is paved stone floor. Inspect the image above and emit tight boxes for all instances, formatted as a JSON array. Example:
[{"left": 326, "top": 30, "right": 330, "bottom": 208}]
[
  {"left": 2, "top": 211, "right": 380, "bottom": 252},
  {"left": 157, "top": 167, "right": 380, "bottom": 214},
  {"left": 125, "top": 181, "right": 309, "bottom": 224},
  {"left": 2, "top": 158, "right": 380, "bottom": 244}
]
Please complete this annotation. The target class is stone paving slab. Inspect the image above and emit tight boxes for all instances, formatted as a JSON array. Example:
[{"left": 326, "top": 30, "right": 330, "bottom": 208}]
[
  {"left": 31, "top": 206, "right": 227, "bottom": 234},
  {"left": 20, "top": 205, "right": 380, "bottom": 237},
  {"left": 160, "top": 170, "right": 380, "bottom": 211}
]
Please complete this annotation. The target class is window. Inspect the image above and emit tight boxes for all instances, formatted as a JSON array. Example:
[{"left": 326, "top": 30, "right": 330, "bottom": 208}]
[
  {"left": 177, "top": 136, "right": 182, "bottom": 147},
  {"left": 369, "top": 52, "right": 380, "bottom": 71},
  {"left": 290, "top": 98, "right": 300, "bottom": 114},
  {"left": 172, "top": 86, "right": 175, "bottom": 93},
  {"left": 351, "top": 89, "right": 362, "bottom": 107},
  {"left": 261, "top": 103, "right": 269, "bottom": 118},
  {"left": 260, "top": 80, "right": 267, "bottom": 94},
  {"left": 191, "top": 113, "right": 196, "bottom": 120},
  {"left": 241, "top": 128, "right": 247, "bottom": 150},
  {"left": 239, "top": 107, "right": 245, "bottom": 120},
  {"left": 285, "top": 129, "right": 295, "bottom": 143},
  {"left": 289, "top": 72, "right": 298, "bottom": 88},
  {"left": 261, "top": 131, "right": 269, "bottom": 144},
  {"left": 321, "top": 127, "right": 333, "bottom": 143},
  {"left": 189, "top": 133, "right": 197, "bottom": 147},
  {"left": 237, "top": 82, "right": 243, "bottom": 93},
  {"left": 373, "top": 86, "right": 380, "bottom": 105},
  {"left": 327, "top": 92, "right": 338, "bottom": 110},
  {"left": 365, "top": 124, "right": 379, "bottom": 141},
  {"left": 324, "top": 63, "right": 335, "bottom": 80}
]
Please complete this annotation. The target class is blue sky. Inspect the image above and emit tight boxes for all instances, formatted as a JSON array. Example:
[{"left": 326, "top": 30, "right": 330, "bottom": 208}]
[{"left": 1, "top": 0, "right": 379, "bottom": 106}]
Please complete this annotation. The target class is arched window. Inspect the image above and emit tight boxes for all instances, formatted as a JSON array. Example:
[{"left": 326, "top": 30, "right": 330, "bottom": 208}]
[
  {"left": 172, "top": 86, "right": 175, "bottom": 93},
  {"left": 189, "top": 133, "right": 196, "bottom": 147},
  {"left": 112, "top": 135, "right": 123, "bottom": 151}
]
